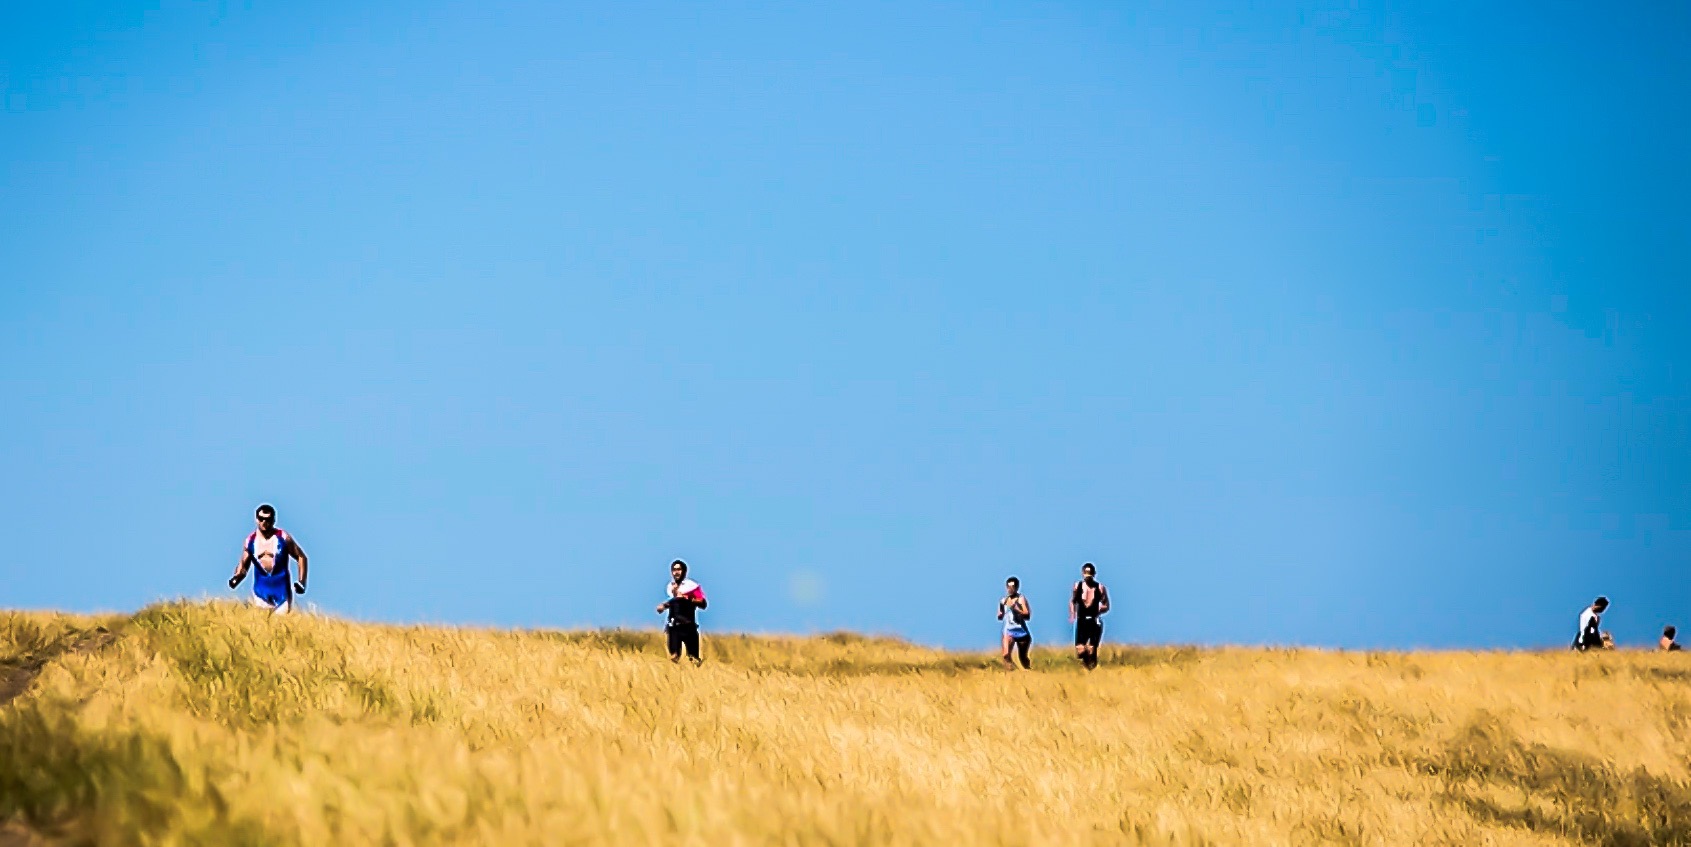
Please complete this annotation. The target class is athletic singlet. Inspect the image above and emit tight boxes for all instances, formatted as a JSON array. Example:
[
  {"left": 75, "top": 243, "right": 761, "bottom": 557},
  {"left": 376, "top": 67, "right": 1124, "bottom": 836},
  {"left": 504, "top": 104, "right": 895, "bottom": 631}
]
[
  {"left": 1001, "top": 595, "right": 1030, "bottom": 638},
  {"left": 246, "top": 530, "right": 293, "bottom": 604},
  {"left": 666, "top": 579, "right": 705, "bottom": 627},
  {"left": 1577, "top": 608, "right": 1601, "bottom": 644},
  {"left": 1072, "top": 580, "right": 1107, "bottom": 619}
]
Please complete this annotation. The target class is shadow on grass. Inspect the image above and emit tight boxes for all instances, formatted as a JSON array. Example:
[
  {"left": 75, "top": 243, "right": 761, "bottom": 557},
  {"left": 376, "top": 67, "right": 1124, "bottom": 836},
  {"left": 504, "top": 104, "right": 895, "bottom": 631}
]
[
  {"left": 718, "top": 644, "right": 1207, "bottom": 678},
  {"left": 1635, "top": 666, "right": 1691, "bottom": 684},
  {"left": 1097, "top": 646, "right": 1206, "bottom": 670},
  {"left": 1430, "top": 712, "right": 1691, "bottom": 846},
  {"left": 133, "top": 602, "right": 420, "bottom": 726},
  {"left": 0, "top": 705, "right": 269, "bottom": 845},
  {"left": 783, "top": 646, "right": 1208, "bottom": 677},
  {"left": 527, "top": 629, "right": 657, "bottom": 655},
  {"left": 0, "top": 625, "right": 122, "bottom": 709},
  {"left": 525, "top": 628, "right": 1206, "bottom": 678},
  {"left": 783, "top": 656, "right": 999, "bottom": 678}
]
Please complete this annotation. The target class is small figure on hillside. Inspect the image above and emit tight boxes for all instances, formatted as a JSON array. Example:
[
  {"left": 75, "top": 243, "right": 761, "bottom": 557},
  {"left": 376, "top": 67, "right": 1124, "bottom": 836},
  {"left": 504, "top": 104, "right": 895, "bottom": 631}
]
[
  {"left": 998, "top": 576, "right": 1033, "bottom": 670},
  {"left": 228, "top": 503, "right": 310, "bottom": 615},
  {"left": 1661, "top": 626, "right": 1682, "bottom": 652},
  {"left": 656, "top": 559, "right": 707, "bottom": 665},
  {"left": 1069, "top": 562, "right": 1111, "bottom": 670},
  {"left": 1573, "top": 596, "right": 1610, "bottom": 651}
]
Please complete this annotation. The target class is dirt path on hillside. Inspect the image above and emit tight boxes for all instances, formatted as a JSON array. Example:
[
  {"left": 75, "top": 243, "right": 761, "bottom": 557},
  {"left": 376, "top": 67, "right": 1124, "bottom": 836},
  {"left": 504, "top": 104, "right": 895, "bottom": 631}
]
[
  {"left": 0, "top": 821, "right": 49, "bottom": 847},
  {"left": 0, "top": 626, "right": 120, "bottom": 847},
  {"left": 0, "top": 625, "right": 120, "bottom": 709}
]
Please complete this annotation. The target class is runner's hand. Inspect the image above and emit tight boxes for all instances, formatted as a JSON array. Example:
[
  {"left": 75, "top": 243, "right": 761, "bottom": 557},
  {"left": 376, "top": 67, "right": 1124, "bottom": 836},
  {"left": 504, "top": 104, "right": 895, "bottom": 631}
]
[
  {"left": 655, "top": 602, "right": 668, "bottom": 614},
  {"left": 293, "top": 581, "right": 306, "bottom": 595}
]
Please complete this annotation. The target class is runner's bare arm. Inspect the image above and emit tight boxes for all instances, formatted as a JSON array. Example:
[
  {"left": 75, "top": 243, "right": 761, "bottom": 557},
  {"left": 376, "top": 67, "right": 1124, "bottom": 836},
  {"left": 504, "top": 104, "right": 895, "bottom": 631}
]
[
  {"left": 1098, "top": 585, "right": 1110, "bottom": 615},
  {"left": 1018, "top": 597, "right": 1032, "bottom": 620},
  {"left": 1069, "top": 584, "right": 1078, "bottom": 622},
  {"left": 292, "top": 539, "right": 309, "bottom": 592},
  {"left": 230, "top": 548, "right": 252, "bottom": 588}
]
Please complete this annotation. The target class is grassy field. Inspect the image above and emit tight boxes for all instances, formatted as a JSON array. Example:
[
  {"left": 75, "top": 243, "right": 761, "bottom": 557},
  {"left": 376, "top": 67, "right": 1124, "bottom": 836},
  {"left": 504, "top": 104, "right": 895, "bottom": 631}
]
[{"left": 3, "top": 601, "right": 1690, "bottom": 846}]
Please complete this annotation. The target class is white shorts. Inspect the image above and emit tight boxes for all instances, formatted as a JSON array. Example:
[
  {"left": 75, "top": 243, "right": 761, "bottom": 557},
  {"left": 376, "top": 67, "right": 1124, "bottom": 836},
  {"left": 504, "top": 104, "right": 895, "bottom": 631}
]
[{"left": 250, "top": 594, "right": 293, "bottom": 615}]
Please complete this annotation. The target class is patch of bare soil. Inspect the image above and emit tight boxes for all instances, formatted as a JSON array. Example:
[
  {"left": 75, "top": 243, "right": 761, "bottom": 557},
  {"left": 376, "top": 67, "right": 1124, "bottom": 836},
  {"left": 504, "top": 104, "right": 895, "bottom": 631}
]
[
  {"left": 0, "top": 627, "right": 119, "bottom": 708},
  {"left": 0, "top": 820, "right": 49, "bottom": 847}
]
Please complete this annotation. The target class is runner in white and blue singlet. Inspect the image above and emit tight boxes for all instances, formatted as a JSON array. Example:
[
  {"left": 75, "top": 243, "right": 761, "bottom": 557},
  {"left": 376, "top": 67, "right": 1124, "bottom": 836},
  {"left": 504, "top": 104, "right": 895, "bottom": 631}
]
[{"left": 228, "top": 504, "right": 310, "bottom": 614}]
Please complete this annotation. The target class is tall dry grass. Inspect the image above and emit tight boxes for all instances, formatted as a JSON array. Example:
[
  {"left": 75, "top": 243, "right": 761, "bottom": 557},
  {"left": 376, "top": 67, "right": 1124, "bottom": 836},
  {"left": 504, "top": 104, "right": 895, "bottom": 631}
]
[{"left": 3, "top": 600, "right": 1691, "bottom": 845}]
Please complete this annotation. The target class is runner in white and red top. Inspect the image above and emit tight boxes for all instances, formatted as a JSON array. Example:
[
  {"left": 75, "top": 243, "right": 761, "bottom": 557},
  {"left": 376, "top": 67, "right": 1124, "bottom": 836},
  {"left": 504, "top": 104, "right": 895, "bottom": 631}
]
[
  {"left": 655, "top": 559, "right": 708, "bottom": 664},
  {"left": 228, "top": 504, "right": 310, "bottom": 614}
]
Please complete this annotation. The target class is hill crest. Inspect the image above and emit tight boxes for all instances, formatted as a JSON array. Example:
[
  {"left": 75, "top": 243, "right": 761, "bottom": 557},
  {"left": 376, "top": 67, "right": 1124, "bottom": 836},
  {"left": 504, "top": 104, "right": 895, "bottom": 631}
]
[{"left": 4, "top": 601, "right": 1690, "bottom": 845}]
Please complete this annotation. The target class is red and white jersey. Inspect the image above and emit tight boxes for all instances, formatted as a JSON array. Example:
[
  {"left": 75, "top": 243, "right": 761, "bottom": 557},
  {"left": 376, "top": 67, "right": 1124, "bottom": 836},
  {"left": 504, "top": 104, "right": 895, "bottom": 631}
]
[
  {"left": 245, "top": 529, "right": 294, "bottom": 576},
  {"left": 665, "top": 578, "right": 706, "bottom": 627},
  {"left": 668, "top": 578, "right": 705, "bottom": 603}
]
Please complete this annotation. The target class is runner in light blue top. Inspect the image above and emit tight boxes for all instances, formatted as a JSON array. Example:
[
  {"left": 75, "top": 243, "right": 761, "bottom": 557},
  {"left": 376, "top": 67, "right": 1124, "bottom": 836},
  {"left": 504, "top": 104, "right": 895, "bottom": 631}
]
[{"left": 998, "top": 576, "right": 1033, "bottom": 670}]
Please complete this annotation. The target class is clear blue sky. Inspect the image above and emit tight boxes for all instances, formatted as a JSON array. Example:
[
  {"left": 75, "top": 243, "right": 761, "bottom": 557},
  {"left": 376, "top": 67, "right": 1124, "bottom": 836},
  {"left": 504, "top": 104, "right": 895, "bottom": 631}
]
[{"left": 3, "top": 1, "right": 1686, "bottom": 649}]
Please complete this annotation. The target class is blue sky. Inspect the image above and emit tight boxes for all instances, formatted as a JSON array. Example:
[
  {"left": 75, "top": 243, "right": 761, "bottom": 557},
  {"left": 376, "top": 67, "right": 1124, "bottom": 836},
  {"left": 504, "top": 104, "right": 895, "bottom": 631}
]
[{"left": 3, "top": 1, "right": 1686, "bottom": 649}]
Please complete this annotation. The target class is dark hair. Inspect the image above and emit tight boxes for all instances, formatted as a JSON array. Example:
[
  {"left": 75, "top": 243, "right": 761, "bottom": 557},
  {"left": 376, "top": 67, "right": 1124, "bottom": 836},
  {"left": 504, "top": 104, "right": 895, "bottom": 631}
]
[
  {"left": 671, "top": 559, "right": 688, "bottom": 574},
  {"left": 1594, "top": 596, "right": 1610, "bottom": 609},
  {"left": 1006, "top": 576, "right": 1020, "bottom": 586},
  {"left": 1666, "top": 626, "right": 1677, "bottom": 639},
  {"left": 255, "top": 504, "right": 276, "bottom": 518},
  {"left": 1082, "top": 562, "right": 1096, "bottom": 573}
]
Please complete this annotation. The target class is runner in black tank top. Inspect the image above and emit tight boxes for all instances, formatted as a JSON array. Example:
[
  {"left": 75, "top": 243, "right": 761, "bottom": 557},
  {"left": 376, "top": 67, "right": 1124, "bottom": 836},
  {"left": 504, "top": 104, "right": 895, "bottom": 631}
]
[{"left": 1069, "top": 562, "right": 1110, "bottom": 670}]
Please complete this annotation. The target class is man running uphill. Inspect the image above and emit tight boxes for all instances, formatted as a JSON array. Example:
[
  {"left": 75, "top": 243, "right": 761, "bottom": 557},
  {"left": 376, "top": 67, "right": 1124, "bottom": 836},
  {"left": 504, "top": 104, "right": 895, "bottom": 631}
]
[
  {"left": 1069, "top": 562, "right": 1111, "bottom": 670},
  {"left": 228, "top": 504, "right": 310, "bottom": 614},
  {"left": 656, "top": 559, "right": 707, "bottom": 665},
  {"left": 1573, "top": 596, "right": 1610, "bottom": 651}
]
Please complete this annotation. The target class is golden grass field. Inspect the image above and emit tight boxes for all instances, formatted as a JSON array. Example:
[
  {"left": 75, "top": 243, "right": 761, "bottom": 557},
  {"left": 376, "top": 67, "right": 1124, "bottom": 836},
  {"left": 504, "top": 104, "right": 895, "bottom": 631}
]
[{"left": 3, "top": 600, "right": 1690, "bottom": 846}]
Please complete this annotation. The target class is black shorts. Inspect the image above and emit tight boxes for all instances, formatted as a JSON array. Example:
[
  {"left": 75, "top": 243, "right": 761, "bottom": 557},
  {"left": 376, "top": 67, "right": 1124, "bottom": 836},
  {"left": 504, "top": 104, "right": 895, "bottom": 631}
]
[
  {"left": 1075, "top": 617, "right": 1102, "bottom": 648},
  {"left": 667, "top": 624, "right": 700, "bottom": 659}
]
